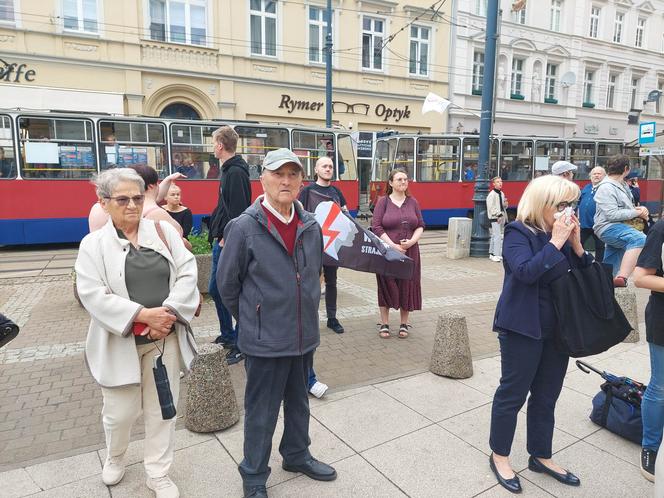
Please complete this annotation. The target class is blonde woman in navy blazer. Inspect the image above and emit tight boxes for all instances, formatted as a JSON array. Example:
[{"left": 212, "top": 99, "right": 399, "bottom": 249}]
[{"left": 489, "top": 175, "right": 593, "bottom": 494}]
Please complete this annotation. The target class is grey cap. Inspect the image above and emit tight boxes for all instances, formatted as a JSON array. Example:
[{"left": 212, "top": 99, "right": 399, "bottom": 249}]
[
  {"left": 262, "top": 148, "right": 304, "bottom": 172},
  {"left": 551, "top": 160, "right": 577, "bottom": 175}
]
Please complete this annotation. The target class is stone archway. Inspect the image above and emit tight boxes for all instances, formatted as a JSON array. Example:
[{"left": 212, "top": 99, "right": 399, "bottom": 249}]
[{"left": 144, "top": 84, "right": 217, "bottom": 120}]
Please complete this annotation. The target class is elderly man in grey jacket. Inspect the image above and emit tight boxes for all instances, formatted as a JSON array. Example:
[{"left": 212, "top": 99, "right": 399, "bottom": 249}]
[{"left": 218, "top": 148, "right": 336, "bottom": 498}]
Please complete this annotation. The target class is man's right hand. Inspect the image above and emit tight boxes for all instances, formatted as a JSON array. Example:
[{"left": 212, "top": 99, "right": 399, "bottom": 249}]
[{"left": 219, "top": 238, "right": 224, "bottom": 248}]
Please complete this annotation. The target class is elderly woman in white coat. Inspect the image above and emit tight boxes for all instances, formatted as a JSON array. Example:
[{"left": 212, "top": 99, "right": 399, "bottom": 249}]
[{"left": 75, "top": 169, "right": 198, "bottom": 498}]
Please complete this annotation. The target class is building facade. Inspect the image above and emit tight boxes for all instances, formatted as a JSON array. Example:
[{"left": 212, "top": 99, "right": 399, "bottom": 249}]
[
  {"left": 0, "top": 0, "right": 451, "bottom": 133},
  {"left": 451, "top": 0, "right": 664, "bottom": 142}
]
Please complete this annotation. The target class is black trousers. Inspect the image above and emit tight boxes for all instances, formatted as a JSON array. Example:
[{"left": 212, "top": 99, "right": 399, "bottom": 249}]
[
  {"left": 489, "top": 332, "right": 569, "bottom": 459},
  {"left": 581, "top": 227, "right": 605, "bottom": 263},
  {"left": 323, "top": 265, "right": 338, "bottom": 320},
  {"left": 239, "top": 352, "right": 314, "bottom": 486}
]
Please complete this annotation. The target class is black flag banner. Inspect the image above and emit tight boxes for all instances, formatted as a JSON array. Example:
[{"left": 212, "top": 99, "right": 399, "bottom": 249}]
[{"left": 306, "top": 189, "right": 414, "bottom": 280}]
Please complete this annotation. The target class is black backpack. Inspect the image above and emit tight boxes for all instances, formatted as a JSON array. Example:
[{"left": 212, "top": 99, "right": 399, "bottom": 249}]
[{"left": 0, "top": 313, "right": 19, "bottom": 349}]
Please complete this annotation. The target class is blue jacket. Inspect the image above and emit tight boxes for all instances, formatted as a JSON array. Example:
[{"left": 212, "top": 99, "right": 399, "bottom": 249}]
[
  {"left": 578, "top": 183, "right": 597, "bottom": 229},
  {"left": 493, "top": 221, "right": 594, "bottom": 339}
]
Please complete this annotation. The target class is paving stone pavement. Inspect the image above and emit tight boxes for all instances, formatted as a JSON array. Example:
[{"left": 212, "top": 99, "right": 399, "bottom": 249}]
[
  {"left": 0, "top": 231, "right": 652, "bottom": 480},
  {"left": 0, "top": 344, "right": 653, "bottom": 498}
]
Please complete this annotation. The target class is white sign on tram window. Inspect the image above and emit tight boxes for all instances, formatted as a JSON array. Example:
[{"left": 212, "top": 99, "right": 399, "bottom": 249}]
[
  {"left": 25, "top": 142, "right": 59, "bottom": 163},
  {"left": 535, "top": 156, "right": 550, "bottom": 171}
]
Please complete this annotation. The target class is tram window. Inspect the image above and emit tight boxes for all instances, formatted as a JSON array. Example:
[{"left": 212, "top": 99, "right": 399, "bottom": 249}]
[
  {"left": 417, "top": 138, "right": 460, "bottom": 182},
  {"left": 0, "top": 115, "right": 16, "bottom": 179},
  {"left": 395, "top": 138, "right": 415, "bottom": 179},
  {"left": 19, "top": 117, "right": 96, "bottom": 180},
  {"left": 568, "top": 142, "right": 595, "bottom": 180},
  {"left": 596, "top": 143, "right": 623, "bottom": 169},
  {"left": 99, "top": 120, "right": 168, "bottom": 178},
  {"left": 647, "top": 155, "right": 662, "bottom": 181},
  {"left": 236, "top": 126, "right": 289, "bottom": 180},
  {"left": 499, "top": 140, "right": 533, "bottom": 181},
  {"left": 337, "top": 134, "right": 358, "bottom": 181},
  {"left": 462, "top": 138, "right": 497, "bottom": 181},
  {"left": 170, "top": 124, "right": 218, "bottom": 179},
  {"left": 534, "top": 141, "right": 565, "bottom": 176},
  {"left": 624, "top": 145, "right": 647, "bottom": 177},
  {"left": 373, "top": 138, "right": 397, "bottom": 182},
  {"left": 291, "top": 130, "right": 334, "bottom": 180}
]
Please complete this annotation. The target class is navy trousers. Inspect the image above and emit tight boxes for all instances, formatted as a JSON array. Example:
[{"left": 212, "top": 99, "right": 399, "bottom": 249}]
[
  {"left": 489, "top": 331, "right": 569, "bottom": 458},
  {"left": 239, "top": 352, "right": 314, "bottom": 486}
]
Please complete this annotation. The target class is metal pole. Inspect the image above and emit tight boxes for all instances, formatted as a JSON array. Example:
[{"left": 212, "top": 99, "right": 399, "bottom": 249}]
[
  {"left": 470, "top": 0, "right": 500, "bottom": 257},
  {"left": 325, "top": 0, "right": 333, "bottom": 128}
]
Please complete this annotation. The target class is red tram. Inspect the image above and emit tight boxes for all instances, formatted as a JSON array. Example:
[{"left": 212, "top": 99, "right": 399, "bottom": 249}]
[
  {"left": 369, "top": 133, "right": 662, "bottom": 226},
  {"left": 0, "top": 112, "right": 358, "bottom": 245}
]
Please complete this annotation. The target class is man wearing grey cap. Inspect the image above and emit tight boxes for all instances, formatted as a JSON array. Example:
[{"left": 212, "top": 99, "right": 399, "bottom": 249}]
[
  {"left": 551, "top": 160, "right": 577, "bottom": 180},
  {"left": 218, "top": 148, "right": 337, "bottom": 498}
]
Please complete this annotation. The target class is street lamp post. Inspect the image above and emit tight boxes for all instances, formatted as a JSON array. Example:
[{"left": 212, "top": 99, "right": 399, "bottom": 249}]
[
  {"left": 325, "top": 0, "right": 333, "bottom": 128},
  {"left": 470, "top": 0, "right": 500, "bottom": 257}
]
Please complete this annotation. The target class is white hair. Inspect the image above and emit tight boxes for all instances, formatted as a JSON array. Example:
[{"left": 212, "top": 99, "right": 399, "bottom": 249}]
[{"left": 93, "top": 168, "right": 145, "bottom": 199}]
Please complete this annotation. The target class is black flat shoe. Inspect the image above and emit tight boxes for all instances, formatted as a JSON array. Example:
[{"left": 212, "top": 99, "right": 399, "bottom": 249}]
[
  {"left": 243, "top": 484, "right": 268, "bottom": 498},
  {"left": 528, "top": 456, "right": 580, "bottom": 486},
  {"left": 489, "top": 453, "right": 522, "bottom": 494},
  {"left": 283, "top": 457, "right": 337, "bottom": 481}
]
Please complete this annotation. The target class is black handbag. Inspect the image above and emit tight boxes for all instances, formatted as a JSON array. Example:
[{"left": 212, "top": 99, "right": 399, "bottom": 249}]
[
  {"left": 550, "top": 262, "right": 632, "bottom": 357},
  {"left": 0, "top": 313, "right": 19, "bottom": 349}
]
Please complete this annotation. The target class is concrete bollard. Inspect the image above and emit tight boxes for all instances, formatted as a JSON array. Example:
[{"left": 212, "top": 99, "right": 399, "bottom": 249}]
[
  {"left": 614, "top": 287, "right": 639, "bottom": 343},
  {"left": 430, "top": 312, "right": 473, "bottom": 379},
  {"left": 185, "top": 344, "right": 239, "bottom": 433},
  {"left": 446, "top": 217, "right": 472, "bottom": 260},
  {"left": 195, "top": 253, "right": 212, "bottom": 295}
]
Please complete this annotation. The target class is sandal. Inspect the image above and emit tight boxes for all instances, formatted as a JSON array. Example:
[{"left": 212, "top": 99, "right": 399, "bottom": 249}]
[
  {"left": 398, "top": 324, "right": 409, "bottom": 339},
  {"left": 378, "top": 324, "right": 390, "bottom": 339}
]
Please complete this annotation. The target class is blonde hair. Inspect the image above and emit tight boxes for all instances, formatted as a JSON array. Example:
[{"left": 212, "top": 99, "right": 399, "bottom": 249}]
[{"left": 516, "top": 175, "right": 580, "bottom": 232}]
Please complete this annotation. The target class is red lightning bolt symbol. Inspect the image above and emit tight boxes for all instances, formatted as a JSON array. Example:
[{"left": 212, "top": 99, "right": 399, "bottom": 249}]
[{"left": 321, "top": 202, "right": 342, "bottom": 251}]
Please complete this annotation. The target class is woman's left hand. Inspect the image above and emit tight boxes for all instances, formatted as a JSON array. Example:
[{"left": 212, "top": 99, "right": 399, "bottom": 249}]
[{"left": 400, "top": 238, "right": 415, "bottom": 250}]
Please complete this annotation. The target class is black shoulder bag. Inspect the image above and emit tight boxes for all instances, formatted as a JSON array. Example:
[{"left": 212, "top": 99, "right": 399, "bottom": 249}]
[{"left": 550, "top": 262, "right": 632, "bottom": 357}]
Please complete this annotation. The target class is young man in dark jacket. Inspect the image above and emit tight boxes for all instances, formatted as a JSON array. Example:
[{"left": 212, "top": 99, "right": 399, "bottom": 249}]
[
  {"left": 208, "top": 126, "right": 252, "bottom": 364},
  {"left": 218, "top": 148, "right": 337, "bottom": 498}
]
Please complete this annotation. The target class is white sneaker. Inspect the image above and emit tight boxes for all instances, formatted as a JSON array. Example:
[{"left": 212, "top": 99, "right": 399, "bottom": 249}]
[
  {"left": 146, "top": 475, "right": 180, "bottom": 498},
  {"left": 489, "top": 255, "right": 501, "bottom": 262},
  {"left": 309, "top": 381, "right": 329, "bottom": 399},
  {"left": 102, "top": 454, "right": 125, "bottom": 486}
]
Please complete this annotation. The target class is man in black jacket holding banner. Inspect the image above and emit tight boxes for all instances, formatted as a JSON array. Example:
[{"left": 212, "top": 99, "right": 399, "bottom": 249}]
[
  {"left": 299, "top": 156, "right": 346, "bottom": 335},
  {"left": 208, "top": 126, "right": 252, "bottom": 364}
]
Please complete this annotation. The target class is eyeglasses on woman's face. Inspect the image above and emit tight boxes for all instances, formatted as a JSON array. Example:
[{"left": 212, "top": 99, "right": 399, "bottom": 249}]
[
  {"left": 555, "top": 201, "right": 577, "bottom": 212},
  {"left": 105, "top": 195, "right": 145, "bottom": 207}
]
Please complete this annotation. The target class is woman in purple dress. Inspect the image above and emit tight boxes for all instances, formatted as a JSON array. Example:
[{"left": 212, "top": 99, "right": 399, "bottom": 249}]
[{"left": 371, "top": 168, "right": 425, "bottom": 338}]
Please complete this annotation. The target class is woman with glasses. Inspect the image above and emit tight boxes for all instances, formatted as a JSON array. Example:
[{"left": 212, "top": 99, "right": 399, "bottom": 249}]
[
  {"left": 371, "top": 168, "right": 424, "bottom": 339},
  {"left": 88, "top": 169, "right": 185, "bottom": 233},
  {"left": 489, "top": 175, "right": 590, "bottom": 494},
  {"left": 75, "top": 168, "right": 199, "bottom": 498}
]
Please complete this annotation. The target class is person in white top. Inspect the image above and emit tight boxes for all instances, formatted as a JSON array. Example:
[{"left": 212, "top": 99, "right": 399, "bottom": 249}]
[{"left": 486, "top": 177, "right": 508, "bottom": 262}]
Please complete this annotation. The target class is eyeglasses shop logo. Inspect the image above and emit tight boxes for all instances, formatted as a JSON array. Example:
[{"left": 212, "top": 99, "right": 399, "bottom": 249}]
[
  {"left": 0, "top": 58, "right": 37, "bottom": 83},
  {"left": 278, "top": 94, "right": 411, "bottom": 122}
]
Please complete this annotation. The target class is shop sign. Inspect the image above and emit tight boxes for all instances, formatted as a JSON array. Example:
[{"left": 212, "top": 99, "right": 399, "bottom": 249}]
[
  {"left": 278, "top": 94, "right": 411, "bottom": 122},
  {"left": 0, "top": 58, "right": 37, "bottom": 83}
]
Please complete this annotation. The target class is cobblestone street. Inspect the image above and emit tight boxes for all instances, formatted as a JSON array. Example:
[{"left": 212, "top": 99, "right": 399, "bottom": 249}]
[{"left": 0, "top": 231, "right": 651, "bottom": 474}]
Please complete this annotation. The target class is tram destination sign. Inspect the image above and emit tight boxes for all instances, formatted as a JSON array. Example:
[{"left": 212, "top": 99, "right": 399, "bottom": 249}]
[{"left": 0, "top": 58, "right": 36, "bottom": 83}]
